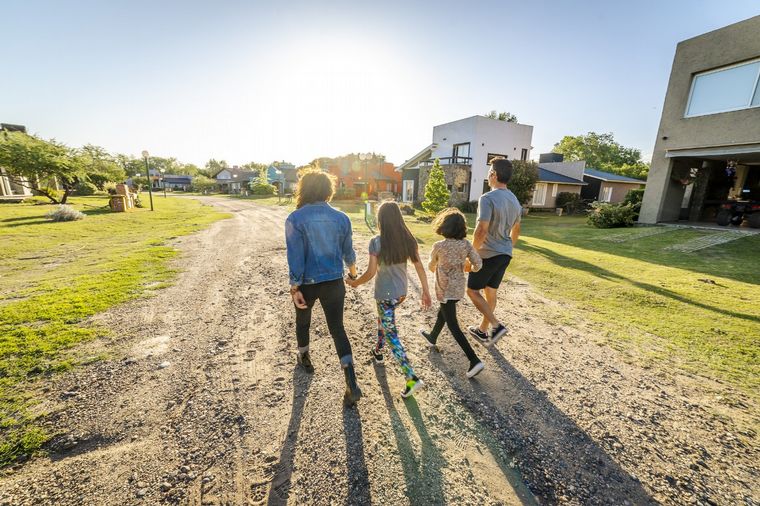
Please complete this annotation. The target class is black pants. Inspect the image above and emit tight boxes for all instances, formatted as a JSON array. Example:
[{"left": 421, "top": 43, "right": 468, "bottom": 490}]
[
  {"left": 295, "top": 279, "right": 353, "bottom": 362},
  {"left": 427, "top": 300, "right": 480, "bottom": 365}
]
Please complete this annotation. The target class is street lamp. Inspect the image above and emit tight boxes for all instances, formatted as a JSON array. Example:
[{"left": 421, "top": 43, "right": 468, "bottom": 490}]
[
  {"left": 160, "top": 168, "right": 167, "bottom": 198},
  {"left": 141, "top": 150, "right": 154, "bottom": 211}
]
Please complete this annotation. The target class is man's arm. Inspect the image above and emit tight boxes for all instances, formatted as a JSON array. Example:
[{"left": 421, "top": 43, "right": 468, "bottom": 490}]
[
  {"left": 472, "top": 220, "right": 489, "bottom": 251},
  {"left": 510, "top": 221, "right": 521, "bottom": 247}
]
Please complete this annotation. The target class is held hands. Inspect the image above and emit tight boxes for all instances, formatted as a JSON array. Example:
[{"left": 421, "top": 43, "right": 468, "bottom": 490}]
[
  {"left": 345, "top": 275, "right": 359, "bottom": 288},
  {"left": 464, "top": 258, "right": 472, "bottom": 273}
]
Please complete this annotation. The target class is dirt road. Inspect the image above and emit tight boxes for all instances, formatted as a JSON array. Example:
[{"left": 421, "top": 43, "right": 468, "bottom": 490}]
[{"left": 0, "top": 197, "right": 757, "bottom": 505}]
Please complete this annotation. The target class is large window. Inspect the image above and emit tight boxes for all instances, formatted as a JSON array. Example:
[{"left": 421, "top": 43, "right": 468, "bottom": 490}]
[
  {"left": 453, "top": 143, "right": 470, "bottom": 162},
  {"left": 686, "top": 58, "right": 760, "bottom": 117}
]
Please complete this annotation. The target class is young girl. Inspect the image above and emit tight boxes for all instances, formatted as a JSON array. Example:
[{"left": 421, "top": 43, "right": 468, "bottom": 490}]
[
  {"left": 346, "top": 201, "right": 432, "bottom": 398},
  {"left": 420, "top": 208, "right": 485, "bottom": 378}
]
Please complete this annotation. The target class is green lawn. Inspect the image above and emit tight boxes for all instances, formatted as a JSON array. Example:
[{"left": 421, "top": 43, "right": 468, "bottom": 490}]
[
  {"left": 261, "top": 198, "right": 759, "bottom": 400},
  {"left": 0, "top": 195, "right": 228, "bottom": 465}
]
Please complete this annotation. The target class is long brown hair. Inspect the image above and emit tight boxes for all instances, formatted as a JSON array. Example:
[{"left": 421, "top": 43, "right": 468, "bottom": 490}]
[
  {"left": 376, "top": 201, "right": 419, "bottom": 265},
  {"left": 295, "top": 168, "right": 335, "bottom": 209}
]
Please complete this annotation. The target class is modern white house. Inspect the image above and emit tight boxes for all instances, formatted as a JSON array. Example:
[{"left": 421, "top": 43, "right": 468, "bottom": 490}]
[{"left": 397, "top": 115, "right": 534, "bottom": 204}]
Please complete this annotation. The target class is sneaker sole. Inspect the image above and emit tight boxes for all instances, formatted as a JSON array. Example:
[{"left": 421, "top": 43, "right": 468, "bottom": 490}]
[
  {"left": 401, "top": 379, "right": 424, "bottom": 398},
  {"left": 466, "top": 362, "right": 485, "bottom": 378},
  {"left": 467, "top": 327, "right": 489, "bottom": 346}
]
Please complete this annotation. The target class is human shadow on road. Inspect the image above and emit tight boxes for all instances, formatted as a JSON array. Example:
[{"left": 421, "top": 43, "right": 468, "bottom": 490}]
[
  {"left": 342, "top": 404, "right": 371, "bottom": 505},
  {"left": 372, "top": 361, "right": 446, "bottom": 505},
  {"left": 430, "top": 345, "right": 657, "bottom": 505},
  {"left": 267, "top": 367, "right": 313, "bottom": 506}
]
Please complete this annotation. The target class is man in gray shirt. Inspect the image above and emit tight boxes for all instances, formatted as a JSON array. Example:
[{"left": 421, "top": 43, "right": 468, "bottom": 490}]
[{"left": 466, "top": 158, "right": 522, "bottom": 346}]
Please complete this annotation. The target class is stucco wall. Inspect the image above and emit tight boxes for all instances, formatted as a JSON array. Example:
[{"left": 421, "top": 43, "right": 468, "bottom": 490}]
[
  {"left": 640, "top": 15, "right": 760, "bottom": 223},
  {"left": 532, "top": 183, "right": 582, "bottom": 208},
  {"left": 600, "top": 182, "right": 644, "bottom": 204}
]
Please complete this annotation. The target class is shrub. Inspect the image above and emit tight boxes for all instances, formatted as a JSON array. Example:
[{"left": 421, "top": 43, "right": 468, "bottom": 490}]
[
  {"left": 249, "top": 181, "right": 277, "bottom": 195},
  {"left": 556, "top": 192, "right": 582, "bottom": 213},
  {"left": 46, "top": 205, "right": 85, "bottom": 222},
  {"left": 456, "top": 200, "right": 479, "bottom": 213},
  {"left": 333, "top": 187, "right": 357, "bottom": 200},
  {"left": 134, "top": 195, "right": 144, "bottom": 208},
  {"left": 75, "top": 181, "right": 98, "bottom": 196},
  {"left": 623, "top": 188, "right": 645, "bottom": 208},
  {"left": 587, "top": 202, "right": 636, "bottom": 228},
  {"left": 399, "top": 204, "right": 415, "bottom": 216}
]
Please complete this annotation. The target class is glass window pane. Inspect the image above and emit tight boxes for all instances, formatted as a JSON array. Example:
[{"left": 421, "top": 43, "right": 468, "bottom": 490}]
[
  {"left": 687, "top": 62, "right": 760, "bottom": 116},
  {"left": 753, "top": 78, "right": 760, "bottom": 106}
]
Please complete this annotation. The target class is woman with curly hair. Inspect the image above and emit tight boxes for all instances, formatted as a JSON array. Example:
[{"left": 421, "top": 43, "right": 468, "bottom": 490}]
[{"left": 285, "top": 168, "right": 362, "bottom": 406}]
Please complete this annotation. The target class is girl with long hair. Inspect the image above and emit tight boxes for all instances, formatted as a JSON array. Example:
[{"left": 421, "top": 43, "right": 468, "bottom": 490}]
[{"left": 346, "top": 201, "right": 432, "bottom": 398}]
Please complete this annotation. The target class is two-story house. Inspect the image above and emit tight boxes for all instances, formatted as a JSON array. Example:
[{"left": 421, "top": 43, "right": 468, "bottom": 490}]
[
  {"left": 397, "top": 115, "right": 533, "bottom": 204},
  {"left": 640, "top": 15, "right": 760, "bottom": 225}
]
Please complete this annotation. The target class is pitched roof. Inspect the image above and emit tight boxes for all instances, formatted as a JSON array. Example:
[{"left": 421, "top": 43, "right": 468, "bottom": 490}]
[
  {"left": 538, "top": 168, "right": 586, "bottom": 185},
  {"left": 583, "top": 168, "right": 646, "bottom": 183},
  {"left": 396, "top": 144, "right": 435, "bottom": 172}
]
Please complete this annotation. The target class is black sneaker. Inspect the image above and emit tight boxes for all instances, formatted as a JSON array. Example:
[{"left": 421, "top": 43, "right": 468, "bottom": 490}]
[
  {"left": 418, "top": 329, "right": 437, "bottom": 350},
  {"left": 468, "top": 326, "right": 489, "bottom": 346},
  {"left": 371, "top": 347, "right": 384, "bottom": 363},
  {"left": 466, "top": 361, "right": 484, "bottom": 379},
  {"left": 487, "top": 324, "right": 508, "bottom": 346},
  {"left": 297, "top": 351, "right": 314, "bottom": 373},
  {"left": 401, "top": 376, "right": 424, "bottom": 398}
]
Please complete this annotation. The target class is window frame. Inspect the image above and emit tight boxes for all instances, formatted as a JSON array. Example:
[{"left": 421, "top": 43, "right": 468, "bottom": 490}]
[
  {"left": 532, "top": 183, "right": 547, "bottom": 206},
  {"left": 684, "top": 57, "right": 760, "bottom": 118}
]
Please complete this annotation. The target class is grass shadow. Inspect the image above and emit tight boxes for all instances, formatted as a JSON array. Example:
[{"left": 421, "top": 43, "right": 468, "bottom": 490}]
[
  {"left": 428, "top": 348, "right": 656, "bottom": 504},
  {"left": 372, "top": 361, "right": 446, "bottom": 505},
  {"left": 267, "top": 366, "right": 313, "bottom": 506},
  {"left": 521, "top": 243, "right": 760, "bottom": 324}
]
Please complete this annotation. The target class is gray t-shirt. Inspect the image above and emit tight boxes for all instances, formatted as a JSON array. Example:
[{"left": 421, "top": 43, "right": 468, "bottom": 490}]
[
  {"left": 368, "top": 236, "right": 408, "bottom": 301},
  {"left": 476, "top": 188, "right": 521, "bottom": 259}
]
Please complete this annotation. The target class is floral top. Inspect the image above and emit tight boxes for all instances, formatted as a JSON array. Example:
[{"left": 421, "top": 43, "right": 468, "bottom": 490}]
[{"left": 428, "top": 238, "right": 482, "bottom": 301}]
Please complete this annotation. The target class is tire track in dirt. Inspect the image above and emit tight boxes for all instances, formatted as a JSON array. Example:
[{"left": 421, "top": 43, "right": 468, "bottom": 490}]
[{"left": 1, "top": 198, "right": 756, "bottom": 506}]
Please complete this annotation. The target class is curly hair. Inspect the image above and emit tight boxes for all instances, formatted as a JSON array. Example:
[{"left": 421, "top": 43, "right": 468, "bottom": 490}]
[
  {"left": 295, "top": 168, "right": 336, "bottom": 209},
  {"left": 432, "top": 207, "right": 467, "bottom": 240}
]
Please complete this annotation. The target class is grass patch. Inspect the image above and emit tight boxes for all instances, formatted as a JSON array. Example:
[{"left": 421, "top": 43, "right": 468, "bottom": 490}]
[
  {"left": 251, "top": 198, "right": 759, "bottom": 399},
  {"left": 0, "top": 195, "right": 228, "bottom": 465}
]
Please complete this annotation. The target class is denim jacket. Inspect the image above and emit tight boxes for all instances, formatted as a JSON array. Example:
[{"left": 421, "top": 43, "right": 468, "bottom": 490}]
[{"left": 285, "top": 202, "right": 356, "bottom": 286}]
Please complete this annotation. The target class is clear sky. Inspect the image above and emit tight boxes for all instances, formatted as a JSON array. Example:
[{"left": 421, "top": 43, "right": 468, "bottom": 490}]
[{"left": 2, "top": 1, "right": 758, "bottom": 167}]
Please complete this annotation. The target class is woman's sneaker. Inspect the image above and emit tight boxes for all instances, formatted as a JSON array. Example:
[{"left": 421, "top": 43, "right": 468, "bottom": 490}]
[
  {"left": 466, "top": 361, "right": 484, "bottom": 379},
  {"left": 371, "top": 347, "right": 384, "bottom": 363},
  {"left": 418, "top": 329, "right": 438, "bottom": 350},
  {"left": 467, "top": 326, "right": 489, "bottom": 346},
  {"left": 401, "top": 376, "right": 424, "bottom": 398}
]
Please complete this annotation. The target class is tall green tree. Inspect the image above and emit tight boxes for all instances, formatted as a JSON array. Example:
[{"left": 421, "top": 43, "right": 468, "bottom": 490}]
[
  {"left": 552, "top": 132, "right": 649, "bottom": 180},
  {"left": 204, "top": 159, "right": 228, "bottom": 176},
  {"left": 485, "top": 110, "right": 518, "bottom": 122},
  {"left": 422, "top": 159, "right": 451, "bottom": 214},
  {"left": 508, "top": 160, "right": 540, "bottom": 206},
  {"left": 0, "top": 131, "right": 81, "bottom": 204},
  {"left": 75, "top": 144, "right": 125, "bottom": 189}
]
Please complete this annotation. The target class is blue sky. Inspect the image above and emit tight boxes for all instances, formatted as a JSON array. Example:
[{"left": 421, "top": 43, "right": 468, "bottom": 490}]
[{"left": 2, "top": 1, "right": 758, "bottom": 167}]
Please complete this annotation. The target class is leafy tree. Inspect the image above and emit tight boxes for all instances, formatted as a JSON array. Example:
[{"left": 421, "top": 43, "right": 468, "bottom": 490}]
[
  {"left": 191, "top": 175, "right": 217, "bottom": 193},
  {"left": 75, "top": 144, "right": 125, "bottom": 189},
  {"left": 242, "top": 161, "right": 268, "bottom": 172},
  {"left": 508, "top": 160, "right": 540, "bottom": 206},
  {"left": 178, "top": 163, "right": 201, "bottom": 176},
  {"left": 485, "top": 110, "right": 518, "bottom": 122},
  {"left": 0, "top": 131, "right": 81, "bottom": 204},
  {"left": 204, "top": 159, "right": 228, "bottom": 176},
  {"left": 552, "top": 132, "right": 648, "bottom": 180},
  {"left": 422, "top": 159, "right": 451, "bottom": 214}
]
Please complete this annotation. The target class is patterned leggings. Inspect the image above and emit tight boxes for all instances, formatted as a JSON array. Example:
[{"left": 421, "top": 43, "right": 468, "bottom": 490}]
[{"left": 376, "top": 299, "right": 415, "bottom": 380}]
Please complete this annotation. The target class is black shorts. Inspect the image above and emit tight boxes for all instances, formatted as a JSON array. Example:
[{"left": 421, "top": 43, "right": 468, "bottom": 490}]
[{"left": 467, "top": 254, "right": 511, "bottom": 290}]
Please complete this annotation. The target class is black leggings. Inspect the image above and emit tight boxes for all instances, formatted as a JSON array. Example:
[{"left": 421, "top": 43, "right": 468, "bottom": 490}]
[
  {"left": 427, "top": 300, "right": 480, "bottom": 365},
  {"left": 295, "top": 279, "right": 353, "bottom": 362}
]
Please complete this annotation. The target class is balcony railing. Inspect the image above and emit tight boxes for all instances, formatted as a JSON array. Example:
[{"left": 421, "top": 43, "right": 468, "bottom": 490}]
[{"left": 418, "top": 156, "right": 472, "bottom": 167}]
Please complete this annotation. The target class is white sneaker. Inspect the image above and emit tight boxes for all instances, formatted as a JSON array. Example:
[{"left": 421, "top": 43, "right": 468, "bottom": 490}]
[{"left": 466, "top": 361, "right": 484, "bottom": 378}]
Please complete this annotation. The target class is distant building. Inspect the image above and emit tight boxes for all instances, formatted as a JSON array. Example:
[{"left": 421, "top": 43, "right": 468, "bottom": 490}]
[
  {"left": 214, "top": 166, "right": 258, "bottom": 194},
  {"left": 397, "top": 115, "right": 533, "bottom": 204},
  {"left": 267, "top": 161, "right": 298, "bottom": 193},
  {"left": 0, "top": 123, "right": 34, "bottom": 201},
  {"left": 640, "top": 15, "right": 760, "bottom": 224},
  {"left": 319, "top": 154, "right": 400, "bottom": 198}
]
